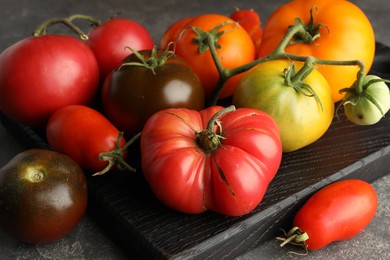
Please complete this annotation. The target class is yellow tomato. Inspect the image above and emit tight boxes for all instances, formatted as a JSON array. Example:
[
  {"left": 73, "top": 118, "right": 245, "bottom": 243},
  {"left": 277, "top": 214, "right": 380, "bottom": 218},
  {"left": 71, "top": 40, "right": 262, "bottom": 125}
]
[{"left": 233, "top": 60, "right": 334, "bottom": 152}]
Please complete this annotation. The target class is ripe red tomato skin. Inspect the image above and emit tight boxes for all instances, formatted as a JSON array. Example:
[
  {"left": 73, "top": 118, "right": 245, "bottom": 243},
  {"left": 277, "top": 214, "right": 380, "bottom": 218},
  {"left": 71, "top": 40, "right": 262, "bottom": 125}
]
[
  {"left": 87, "top": 18, "right": 154, "bottom": 81},
  {"left": 141, "top": 106, "right": 282, "bottom": 216},
  {"left": 0, "top": 149, "right": 88, "bottom": 244},
  {"left": 46, "top": 105, "right": 127, "bottom": 172},
  {"left": 0, "top": 35, "right": 99, "bottom": 128},
  {"left": 230, "top": 8, "right": 263, "bottom": 51},
  {"left": 293, "top": 179, "right": 378, "bottom": 250}
]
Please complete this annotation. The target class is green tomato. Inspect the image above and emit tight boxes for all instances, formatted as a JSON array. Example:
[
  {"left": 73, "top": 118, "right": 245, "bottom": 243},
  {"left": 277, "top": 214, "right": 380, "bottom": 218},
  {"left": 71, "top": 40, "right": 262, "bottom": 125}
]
[
  {"left": 342, "top": 75, "right": 390, "bottom": 125},
  {"left": 232, "top": 60, "right": 334, "bottom": 152}
]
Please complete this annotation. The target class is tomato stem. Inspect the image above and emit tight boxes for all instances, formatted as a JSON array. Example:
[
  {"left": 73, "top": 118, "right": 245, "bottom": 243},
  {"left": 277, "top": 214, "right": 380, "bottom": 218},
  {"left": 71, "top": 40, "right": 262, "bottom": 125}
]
[
  {"left": 118, "top": 44, "right": 175, "bottom": 74},
  {"left": 195, "top": 105, "right": 235, "bottom": 153},
  {"left": 93, "top": 132, "right": 141, "bottom": 176},
  {"left": 276, "top": 227, "right": 309, "bottom": 255},
  {"left": 203, "top": 13, "right": 368, "bottom": 107},
  {"left": 33, "top": 14, "right": 101, "bottom": 40}
]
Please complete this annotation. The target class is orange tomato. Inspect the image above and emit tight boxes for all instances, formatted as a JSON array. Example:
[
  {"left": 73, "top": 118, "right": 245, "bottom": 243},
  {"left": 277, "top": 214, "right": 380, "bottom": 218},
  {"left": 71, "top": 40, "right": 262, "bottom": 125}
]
[
  {"left": 258, "top": 0, "right": 375, "bottom": 102},
  {"left": 163, "top": 14, "right": 256, "bottom": 99}
]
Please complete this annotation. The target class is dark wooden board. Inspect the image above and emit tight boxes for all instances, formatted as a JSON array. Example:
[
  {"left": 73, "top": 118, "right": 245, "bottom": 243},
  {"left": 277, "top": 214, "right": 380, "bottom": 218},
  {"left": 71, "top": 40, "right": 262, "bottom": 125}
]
[{"left": 1, "top": 42, "right": 389, "bottom": 260}]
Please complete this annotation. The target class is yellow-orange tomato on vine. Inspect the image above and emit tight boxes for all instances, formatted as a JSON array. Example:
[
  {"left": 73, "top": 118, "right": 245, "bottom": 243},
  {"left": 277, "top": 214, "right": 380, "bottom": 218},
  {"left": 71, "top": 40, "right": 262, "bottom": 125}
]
[{"left": 258, "top": 0, "right": 375, "bottom": 102}]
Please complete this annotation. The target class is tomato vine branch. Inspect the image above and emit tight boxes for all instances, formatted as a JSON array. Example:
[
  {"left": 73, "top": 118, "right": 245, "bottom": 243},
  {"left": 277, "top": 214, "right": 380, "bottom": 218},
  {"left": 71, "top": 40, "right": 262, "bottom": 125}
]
[
  {"left": 203, "top": 16, "right": 367, "bottom": 106},
  {"left": 33, "top": 14, "right": 101, "bottom": 40}
]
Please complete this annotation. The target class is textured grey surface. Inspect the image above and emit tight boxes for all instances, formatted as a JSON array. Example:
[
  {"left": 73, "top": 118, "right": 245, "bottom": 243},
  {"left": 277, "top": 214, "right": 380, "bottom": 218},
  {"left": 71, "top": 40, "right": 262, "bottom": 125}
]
[{"left": 0, "top": 0, "right": 389, "bottom": 259}]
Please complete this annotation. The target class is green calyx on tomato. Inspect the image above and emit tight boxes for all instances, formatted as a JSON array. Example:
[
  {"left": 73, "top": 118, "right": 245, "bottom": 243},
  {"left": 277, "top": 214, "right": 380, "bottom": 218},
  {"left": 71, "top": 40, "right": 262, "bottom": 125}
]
[
  {"left": 118, "top": 44, "right": 174, "bottom": 74},
  {"left": 195, "top": 105, "right": 234, "bottom": 153},
  {"left": 283, "top": 60, "right": 323, "bottom": 111},
  {"left": 190, "top": 20, "right": 236, "bottom": 54},
  {"left": 94, "top": 132, "right": 141, "bottom": 176},
  {"left": 233, "top": 59, "right": 334, "bottom": 152},
  {"left": 289, "top": 6, "right": 327, "bottom": 46},
  {"left": 337, "top": 75, "right": 390, "bottom": 125}
]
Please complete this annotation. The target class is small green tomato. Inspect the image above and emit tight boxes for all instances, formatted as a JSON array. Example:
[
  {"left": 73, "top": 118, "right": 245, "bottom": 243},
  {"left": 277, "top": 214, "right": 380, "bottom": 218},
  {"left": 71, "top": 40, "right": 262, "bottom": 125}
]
[{"left": 341, "top": 75, "right": 390, "bottom": 125}]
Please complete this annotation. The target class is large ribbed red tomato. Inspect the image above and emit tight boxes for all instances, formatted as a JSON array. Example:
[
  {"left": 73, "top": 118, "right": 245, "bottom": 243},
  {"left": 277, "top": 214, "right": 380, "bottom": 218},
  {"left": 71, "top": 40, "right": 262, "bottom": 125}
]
[{"left": 141, "top": 106, "right": 282, "bottom": 216}]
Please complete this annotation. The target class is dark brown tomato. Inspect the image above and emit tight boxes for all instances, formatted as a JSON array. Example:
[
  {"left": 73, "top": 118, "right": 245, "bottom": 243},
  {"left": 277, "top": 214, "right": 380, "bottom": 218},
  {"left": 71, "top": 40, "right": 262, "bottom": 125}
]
[
  {"left": 0, "top": 149, "right": 88, "bottom": 244},
  {"left": 101, "top": 49, "right": 205, "bottom": 136}
]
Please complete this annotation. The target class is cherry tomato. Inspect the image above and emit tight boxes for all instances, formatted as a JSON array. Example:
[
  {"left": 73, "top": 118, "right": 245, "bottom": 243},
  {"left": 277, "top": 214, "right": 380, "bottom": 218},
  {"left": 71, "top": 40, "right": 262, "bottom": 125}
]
[
  {"left": 0, "top": 35, "right": 99, "bottom": 128},
  {"left": 230, "top": 8, "right": 263, "bottom": 52},
  {"left": 101, "top": 48, "right": 205, "bottom": 136},
  {"left": 0, "top": 149, "right": 88, "bottom": 244},
  {"left": 233, "top": 60, "right": 334, "bottom": 152},
  {"left": 87, "top": 17, "right": 154, "bottom": 81},
  {"left": 46, "top": 105, "right": 128, "bottom": 175},
  {"left": 279, "top": 179, "right": 378, "bottom": 251},
  {"left": 258, "top": 0, "right": 375, "bottom": 102},
  {"left": 141, "top": 106, "right": 282, "bottom": 216},
  {"left": 163, "top": 14, "right": 256, "bottom": 99}
]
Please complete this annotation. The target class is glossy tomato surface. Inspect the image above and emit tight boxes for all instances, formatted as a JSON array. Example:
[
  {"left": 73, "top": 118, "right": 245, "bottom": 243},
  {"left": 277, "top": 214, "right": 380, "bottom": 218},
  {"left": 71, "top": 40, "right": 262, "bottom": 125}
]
[
  {"left": 0, "top": 35, "right": 99, "bottom": 128},
  {"left": 167, "top": 14, "right": 256, "bottom": 99},
  {"left": 46, "top": 105, "right": 127, "bottom": 173},
  {"left": 87, "top": 18, "right": 154, "bottom": 81},
  {"left": 233, "top": 60, "right": 334, "bottom": 152},
  {"left": 230, "top": 8, "right": 263, "bottom": 52},
  {"left": 258, "top": 0, "right": 375, "bottom": 102},
  {"left": 141, "top": 106, "right": 282, "bottom": 216},
  {"left": 293, "top": 179, "right": 378, "bottom": 250},
  {"left": 102, "top": 49, "right": 205, "bottom": 136},
  {"left": 0, "top": 149, "right": 88, "bottom": 244}
]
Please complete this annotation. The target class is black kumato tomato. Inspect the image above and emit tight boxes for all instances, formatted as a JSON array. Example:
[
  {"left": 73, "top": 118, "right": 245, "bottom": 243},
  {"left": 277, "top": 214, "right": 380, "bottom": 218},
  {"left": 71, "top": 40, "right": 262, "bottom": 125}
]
[
  {"left": 101, "top": 48, "right": 205, "bottom": 136},
  {"left": 0, "top": 149, "right": 88, "bottom": 244}
]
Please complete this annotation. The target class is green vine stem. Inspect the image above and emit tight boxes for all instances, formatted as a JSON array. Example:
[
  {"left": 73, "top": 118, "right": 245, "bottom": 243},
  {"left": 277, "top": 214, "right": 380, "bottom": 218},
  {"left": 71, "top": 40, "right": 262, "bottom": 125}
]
[
  {"left": 203, "top": 15, "right": 367, "bottom": 106},
  {"left": 33, "top": 14, "right": 101, "bottom": 40}
]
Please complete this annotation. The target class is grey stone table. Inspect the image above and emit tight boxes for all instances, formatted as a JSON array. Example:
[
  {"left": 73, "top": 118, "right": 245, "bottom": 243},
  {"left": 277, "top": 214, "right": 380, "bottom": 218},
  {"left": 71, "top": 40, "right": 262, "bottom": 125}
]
[{"left": 0, "top": 0, "right": 389, "bottom": 259}]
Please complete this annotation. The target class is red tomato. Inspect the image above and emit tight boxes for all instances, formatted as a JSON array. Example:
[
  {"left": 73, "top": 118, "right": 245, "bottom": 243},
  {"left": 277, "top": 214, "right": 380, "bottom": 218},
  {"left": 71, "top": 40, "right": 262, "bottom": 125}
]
[
  {"left": 230, "top": 8, "right": 263, "bottom": 52},
  {"left": 141, "top": 106, "right": 282, "bottom": 216},
  {"left": 163, "top": 14, "right": 256, "bottom": 99},
  {"left": 46, "top": 105, "right": 128, "bottom": 175},
  {"left": 280, "top": 179, "right": 378, "bottom": 250},
  {"left": 87, "top": 18, "right": 154, "bottom": 81},
  {"left": 0, "top": 149, "right": 88, "bottom": 244},
  {"left": 0, "top": 35, "right": 99, "bottom": 128}
]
